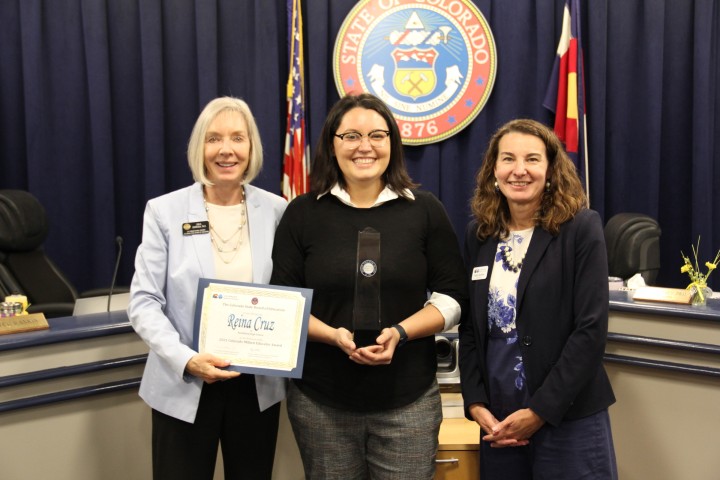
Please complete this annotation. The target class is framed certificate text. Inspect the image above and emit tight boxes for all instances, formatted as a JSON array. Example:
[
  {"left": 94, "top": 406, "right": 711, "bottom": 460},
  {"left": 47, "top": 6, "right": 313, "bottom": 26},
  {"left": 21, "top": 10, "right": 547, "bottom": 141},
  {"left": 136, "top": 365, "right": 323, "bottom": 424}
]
[{"left": 193, "top": 278, "right": 311, "bottom": 378}]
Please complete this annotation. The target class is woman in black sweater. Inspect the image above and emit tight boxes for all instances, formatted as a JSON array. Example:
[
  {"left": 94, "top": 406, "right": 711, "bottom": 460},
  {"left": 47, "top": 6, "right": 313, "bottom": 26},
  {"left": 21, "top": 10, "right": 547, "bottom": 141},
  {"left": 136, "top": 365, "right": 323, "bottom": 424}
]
[{"left": 271, "top": 93, "right": 467, "bottom": 479}]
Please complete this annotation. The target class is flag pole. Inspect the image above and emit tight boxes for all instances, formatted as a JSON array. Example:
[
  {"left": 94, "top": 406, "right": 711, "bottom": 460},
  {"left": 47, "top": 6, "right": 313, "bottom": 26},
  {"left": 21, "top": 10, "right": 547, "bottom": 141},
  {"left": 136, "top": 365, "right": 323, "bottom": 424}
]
[{"left": 583, "top": 118, "right": 590, "bottom": 204}]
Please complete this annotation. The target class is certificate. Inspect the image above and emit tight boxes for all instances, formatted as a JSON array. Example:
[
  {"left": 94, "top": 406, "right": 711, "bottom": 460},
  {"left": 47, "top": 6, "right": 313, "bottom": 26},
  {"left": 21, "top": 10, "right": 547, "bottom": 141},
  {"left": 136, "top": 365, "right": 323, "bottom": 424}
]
[{"left": 193, "top": 278, "right": 311, "bottom": 378}]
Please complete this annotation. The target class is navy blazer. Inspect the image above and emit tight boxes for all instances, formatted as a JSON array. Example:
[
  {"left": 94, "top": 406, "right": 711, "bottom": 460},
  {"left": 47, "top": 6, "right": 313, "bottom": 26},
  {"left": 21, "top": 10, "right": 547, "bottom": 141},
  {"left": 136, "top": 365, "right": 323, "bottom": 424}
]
[{"left": 459, "top": 209, "right": 615, "bottom": 427}]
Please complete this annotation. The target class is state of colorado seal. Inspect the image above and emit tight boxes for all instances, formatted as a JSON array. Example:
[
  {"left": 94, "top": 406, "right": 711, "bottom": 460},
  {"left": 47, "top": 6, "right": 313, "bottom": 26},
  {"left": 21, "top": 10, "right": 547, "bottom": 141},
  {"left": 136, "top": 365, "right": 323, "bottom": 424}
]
[{"left": 334, "top": 0, "right": 497, "bottom": 145}]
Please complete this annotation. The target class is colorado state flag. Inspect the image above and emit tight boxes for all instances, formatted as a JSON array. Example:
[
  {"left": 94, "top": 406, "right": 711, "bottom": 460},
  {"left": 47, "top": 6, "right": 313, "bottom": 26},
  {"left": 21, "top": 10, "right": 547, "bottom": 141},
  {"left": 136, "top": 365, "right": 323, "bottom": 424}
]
[{"left": 543, "top": 0, "right": 589, "bottom": 197}]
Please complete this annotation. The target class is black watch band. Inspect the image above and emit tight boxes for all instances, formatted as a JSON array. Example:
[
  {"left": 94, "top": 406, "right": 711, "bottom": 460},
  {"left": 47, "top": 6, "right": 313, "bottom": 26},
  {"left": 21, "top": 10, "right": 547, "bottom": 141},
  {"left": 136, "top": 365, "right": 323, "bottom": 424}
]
[{"left": 392, "top": 324, "right": 408, "bottom": 347}]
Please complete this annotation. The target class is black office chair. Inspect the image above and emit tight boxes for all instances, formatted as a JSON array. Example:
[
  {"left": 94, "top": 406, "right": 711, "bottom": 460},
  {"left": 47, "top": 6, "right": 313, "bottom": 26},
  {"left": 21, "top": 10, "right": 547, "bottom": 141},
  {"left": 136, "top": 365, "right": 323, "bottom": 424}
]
[
  {"left": 0, "top": 189, "right": 124, "bottom": 318},
  {"left": 0, "top": 262, "right": 24, "bottom": 299},
  {"left": 604, "top": 212, "right": 661, "bottom": 285}
]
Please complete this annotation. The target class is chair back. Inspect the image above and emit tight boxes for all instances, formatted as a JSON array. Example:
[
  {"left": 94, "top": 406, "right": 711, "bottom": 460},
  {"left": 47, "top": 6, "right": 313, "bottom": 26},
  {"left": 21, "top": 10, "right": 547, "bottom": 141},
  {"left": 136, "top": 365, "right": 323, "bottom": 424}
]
[
  {"left": 0, "top": 190, "right": 78, "bottom": 308},
  {"left": 0, "top": 262, "right": 23, "bottom": 298},
  {"left": 604, "top": 212, "right": 661, "bottom": 285}
]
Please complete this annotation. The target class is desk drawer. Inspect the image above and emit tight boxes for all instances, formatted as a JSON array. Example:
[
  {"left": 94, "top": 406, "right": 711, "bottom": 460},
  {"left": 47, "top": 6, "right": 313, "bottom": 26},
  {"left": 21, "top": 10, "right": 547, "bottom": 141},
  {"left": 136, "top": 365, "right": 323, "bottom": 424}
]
[{"left": 435, "top": 450, "right": 479, "bottom": 480}]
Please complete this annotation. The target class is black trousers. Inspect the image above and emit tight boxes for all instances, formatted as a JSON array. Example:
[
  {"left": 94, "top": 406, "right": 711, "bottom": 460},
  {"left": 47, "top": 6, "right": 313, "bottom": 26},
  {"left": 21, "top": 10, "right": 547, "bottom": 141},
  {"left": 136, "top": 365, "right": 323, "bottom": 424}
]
[{"left": 151, "top": 374, "right": 281, "bottom": 480}]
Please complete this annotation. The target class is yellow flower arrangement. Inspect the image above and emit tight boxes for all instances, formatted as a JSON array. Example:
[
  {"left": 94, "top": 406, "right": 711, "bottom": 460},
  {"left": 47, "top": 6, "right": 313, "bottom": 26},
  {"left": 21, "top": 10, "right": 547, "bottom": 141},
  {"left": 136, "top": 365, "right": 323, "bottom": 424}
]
[{"left": 681, "top": 237, "right": 720, "bottom": 304}]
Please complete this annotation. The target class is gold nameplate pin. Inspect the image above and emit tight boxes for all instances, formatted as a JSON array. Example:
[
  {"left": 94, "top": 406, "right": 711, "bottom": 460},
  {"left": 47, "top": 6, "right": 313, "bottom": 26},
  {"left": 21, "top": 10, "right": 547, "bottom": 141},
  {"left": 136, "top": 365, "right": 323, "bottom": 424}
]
[{"left": 182, "top": 221, "right": 210, "bottom": 236}]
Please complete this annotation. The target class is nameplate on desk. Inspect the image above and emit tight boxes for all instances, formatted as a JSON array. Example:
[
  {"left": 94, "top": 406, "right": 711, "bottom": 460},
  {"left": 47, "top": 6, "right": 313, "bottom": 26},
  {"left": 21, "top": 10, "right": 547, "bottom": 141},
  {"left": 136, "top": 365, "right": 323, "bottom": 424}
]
[
  {"left": 0, "top": 313, "right": 49, "bottom": 335},
  {"left": 632, "top": 287, "right": 692, "bottom": 305}
]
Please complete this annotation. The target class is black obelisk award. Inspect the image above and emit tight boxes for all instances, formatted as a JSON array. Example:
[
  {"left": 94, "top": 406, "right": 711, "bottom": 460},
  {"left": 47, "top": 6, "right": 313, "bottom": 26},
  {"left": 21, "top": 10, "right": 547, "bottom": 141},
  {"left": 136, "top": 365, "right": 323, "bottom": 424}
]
[{"left": 352, "top": 227, "right": 381, "bottom": 347}]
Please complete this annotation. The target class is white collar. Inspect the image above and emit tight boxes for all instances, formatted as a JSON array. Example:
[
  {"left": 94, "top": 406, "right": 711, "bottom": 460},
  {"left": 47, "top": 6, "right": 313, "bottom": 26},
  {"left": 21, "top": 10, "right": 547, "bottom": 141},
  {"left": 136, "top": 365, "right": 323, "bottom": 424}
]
[{"left": 317, "top": 183, "right": 414, "bottom": 208}]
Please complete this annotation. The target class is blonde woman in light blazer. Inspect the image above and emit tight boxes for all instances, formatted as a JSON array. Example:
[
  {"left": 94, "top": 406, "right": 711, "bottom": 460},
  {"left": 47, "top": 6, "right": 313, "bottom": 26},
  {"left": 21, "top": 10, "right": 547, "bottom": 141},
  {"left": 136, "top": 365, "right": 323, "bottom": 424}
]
[{"left": 128, "top": 97, "right": 287, "bottom": 480}]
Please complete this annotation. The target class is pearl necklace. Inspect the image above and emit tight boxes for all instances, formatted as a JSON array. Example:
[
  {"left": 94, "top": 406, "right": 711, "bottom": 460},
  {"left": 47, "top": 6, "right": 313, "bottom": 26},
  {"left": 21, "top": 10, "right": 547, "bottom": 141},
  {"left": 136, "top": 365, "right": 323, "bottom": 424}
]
[
  {"left": 204, "top": 193, "right": 246, "bottom": 265},
  {"left": 501, "top": 245, "right": 525, "bottom": 273},
  {"left": 500, "top": 231, "right": 531, "bottom": 273}
]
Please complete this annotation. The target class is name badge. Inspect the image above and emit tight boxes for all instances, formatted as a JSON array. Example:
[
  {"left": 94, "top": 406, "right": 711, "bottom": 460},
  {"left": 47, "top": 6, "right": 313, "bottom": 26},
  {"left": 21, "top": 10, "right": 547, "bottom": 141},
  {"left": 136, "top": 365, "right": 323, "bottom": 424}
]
[
  {"left": 182, "top": 221, "right": 209, "bottom": 236},
  {"left": 471, "top": 266, "right": 488, "bottom": 281}
]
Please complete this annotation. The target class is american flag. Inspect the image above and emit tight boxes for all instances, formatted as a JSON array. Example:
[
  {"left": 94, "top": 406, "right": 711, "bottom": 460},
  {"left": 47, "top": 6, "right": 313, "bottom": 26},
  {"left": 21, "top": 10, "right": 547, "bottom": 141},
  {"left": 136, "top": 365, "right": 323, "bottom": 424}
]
[
  {"left": 282, "top": 0, "right": 309, "bottom": 201},
  {"left": 543, "top": 0, "right": 589, "bottom": 199}
]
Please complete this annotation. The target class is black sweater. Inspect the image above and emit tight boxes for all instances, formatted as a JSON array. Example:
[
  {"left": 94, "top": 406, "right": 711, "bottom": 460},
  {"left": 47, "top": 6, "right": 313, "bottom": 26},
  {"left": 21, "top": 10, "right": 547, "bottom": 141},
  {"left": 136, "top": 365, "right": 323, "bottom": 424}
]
[{"left": 271, "top": 190, "right": 467, "bottom": 411}]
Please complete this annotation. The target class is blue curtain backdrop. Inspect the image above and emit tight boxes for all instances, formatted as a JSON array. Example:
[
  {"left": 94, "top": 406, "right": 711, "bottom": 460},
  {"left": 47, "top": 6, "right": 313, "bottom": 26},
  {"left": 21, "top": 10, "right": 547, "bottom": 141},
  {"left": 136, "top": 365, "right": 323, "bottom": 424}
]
[{"left": 0, "top": 0, "right": 718, "bottom": 293}]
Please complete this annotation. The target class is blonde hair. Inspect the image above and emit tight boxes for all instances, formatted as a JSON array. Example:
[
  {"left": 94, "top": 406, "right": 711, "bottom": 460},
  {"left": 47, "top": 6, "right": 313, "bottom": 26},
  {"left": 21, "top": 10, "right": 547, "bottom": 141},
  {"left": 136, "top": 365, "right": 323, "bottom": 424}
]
[
  {"left": 470, "top": 118, "right": 588, "bottom": 240},
  {"left": 187, "top": 97, "right": 263, "bottom": 186}
]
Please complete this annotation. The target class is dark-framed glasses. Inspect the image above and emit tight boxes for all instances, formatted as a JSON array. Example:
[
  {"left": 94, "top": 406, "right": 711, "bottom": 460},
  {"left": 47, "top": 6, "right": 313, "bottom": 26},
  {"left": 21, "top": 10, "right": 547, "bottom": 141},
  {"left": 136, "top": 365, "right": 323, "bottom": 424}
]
[{"left": 334, "top": 130, "right": 390, "bottom": 149}]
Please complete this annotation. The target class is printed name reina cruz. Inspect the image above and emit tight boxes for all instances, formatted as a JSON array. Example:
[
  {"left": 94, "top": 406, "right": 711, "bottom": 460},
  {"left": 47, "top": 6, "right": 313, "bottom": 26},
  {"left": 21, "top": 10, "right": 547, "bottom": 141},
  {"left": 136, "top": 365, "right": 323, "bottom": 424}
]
[{"left": 226, "top": 313, "right": 275, "bottom": 332}]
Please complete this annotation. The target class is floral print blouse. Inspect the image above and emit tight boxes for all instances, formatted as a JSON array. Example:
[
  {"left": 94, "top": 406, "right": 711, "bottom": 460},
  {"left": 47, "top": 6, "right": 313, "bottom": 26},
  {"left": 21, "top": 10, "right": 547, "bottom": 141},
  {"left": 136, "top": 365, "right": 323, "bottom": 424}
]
[{"left": 486, "top": 227, "right": 534, "bottom": 417}]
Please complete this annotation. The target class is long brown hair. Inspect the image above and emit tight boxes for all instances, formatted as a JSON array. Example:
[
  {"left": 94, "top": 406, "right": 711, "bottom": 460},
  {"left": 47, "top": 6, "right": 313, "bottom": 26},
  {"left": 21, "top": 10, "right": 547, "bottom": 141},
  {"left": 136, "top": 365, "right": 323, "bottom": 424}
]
[
  {"left": 310, "top": 93, "right": 417, "bottom": 196},
  {"left": 470, "top": 118, "right": 587, "bottom": 240}
]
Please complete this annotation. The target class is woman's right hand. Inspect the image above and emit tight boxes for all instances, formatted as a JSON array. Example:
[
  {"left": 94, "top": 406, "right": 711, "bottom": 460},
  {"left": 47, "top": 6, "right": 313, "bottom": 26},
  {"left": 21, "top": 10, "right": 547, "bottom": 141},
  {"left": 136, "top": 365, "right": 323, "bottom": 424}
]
[
  {"left": 185, "top": 353, "right": 241, "bottom": 384},
  {"left": 307, "top": 316, "right": 358, "bottom": 355},
  {"left": 469, "top": 403, "right": 499, "bottom": 436},
  {"left": 469, "top": 403, "right": 531, "bottom": 448},
  {"left": 333, "top": 326, "right": 358, "bottom": 356}
]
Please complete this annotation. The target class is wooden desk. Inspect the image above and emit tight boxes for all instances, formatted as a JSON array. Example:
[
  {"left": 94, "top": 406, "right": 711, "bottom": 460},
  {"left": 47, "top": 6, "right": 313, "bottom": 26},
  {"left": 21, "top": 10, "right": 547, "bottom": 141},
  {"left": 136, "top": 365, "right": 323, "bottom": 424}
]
[
  {"left": 436, "top": 417, "right": 480, "bottom": 480},
  {"left": 606, "top": 290, "right": 720, "bottom": 480}
]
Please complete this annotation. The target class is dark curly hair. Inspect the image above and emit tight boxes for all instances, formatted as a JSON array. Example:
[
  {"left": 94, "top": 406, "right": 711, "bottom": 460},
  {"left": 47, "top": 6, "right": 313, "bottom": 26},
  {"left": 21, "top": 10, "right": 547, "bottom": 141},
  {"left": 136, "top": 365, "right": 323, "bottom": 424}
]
[
  {"left": 470, "top": 118, "right": 588, "bottom": 240},
  {"left": 310, "top": 93, "right": 417, "bottom": 196}
]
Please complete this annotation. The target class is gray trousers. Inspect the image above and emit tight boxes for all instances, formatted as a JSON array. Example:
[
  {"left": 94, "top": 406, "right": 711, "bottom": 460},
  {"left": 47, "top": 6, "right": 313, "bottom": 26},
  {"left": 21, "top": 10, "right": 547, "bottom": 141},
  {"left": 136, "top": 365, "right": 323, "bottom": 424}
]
[{"left": 287, "top": 381, "right": 442, "bottom": 480}]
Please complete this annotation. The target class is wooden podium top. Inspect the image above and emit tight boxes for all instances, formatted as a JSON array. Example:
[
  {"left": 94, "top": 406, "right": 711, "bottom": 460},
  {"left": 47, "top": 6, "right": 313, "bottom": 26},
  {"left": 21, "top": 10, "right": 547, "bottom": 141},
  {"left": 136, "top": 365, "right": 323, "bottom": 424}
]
[{"left": 438, "top": 418, "right": 480, "bottom": 451}]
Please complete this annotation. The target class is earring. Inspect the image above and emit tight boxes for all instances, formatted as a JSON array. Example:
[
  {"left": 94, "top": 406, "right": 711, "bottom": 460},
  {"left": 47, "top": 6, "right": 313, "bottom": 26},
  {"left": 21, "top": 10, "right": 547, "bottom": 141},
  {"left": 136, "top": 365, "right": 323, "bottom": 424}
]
[
  {"left": 545, "top": 181, "right": 551, "bottom": 192},
  {"left": 494, "top": 181, "right": 499, "bottom": 192}
]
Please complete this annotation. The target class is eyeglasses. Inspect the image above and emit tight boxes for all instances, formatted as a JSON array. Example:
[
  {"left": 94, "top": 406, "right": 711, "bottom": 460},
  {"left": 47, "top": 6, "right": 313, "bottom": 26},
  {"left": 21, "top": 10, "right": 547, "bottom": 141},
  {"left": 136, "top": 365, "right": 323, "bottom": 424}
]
[{"left": 334, "top": 130, "right": 390, "bottom": 149}]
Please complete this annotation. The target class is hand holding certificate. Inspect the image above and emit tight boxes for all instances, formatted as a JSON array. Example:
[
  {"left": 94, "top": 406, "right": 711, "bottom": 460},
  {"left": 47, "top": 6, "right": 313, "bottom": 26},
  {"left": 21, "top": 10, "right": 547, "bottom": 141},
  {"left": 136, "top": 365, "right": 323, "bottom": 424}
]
[{"left": 193, "top": 278, "right": 311, "bottom": 378}]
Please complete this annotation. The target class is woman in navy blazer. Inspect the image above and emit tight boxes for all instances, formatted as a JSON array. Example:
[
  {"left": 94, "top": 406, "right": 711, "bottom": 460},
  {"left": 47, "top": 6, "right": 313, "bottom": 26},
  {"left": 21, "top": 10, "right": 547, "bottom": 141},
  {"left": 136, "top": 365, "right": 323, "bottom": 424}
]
[
  {"left": 128, "top": 97, "right": 286, "bottom": 480},
  {"left": 459, "top": 119, "right": 617, "bottom": 479}
]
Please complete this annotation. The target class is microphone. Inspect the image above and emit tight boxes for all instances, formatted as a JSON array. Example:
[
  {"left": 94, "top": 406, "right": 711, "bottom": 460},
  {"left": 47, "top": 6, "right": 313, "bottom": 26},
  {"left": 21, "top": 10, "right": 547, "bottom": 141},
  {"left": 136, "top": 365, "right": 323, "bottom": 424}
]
[{"left": 107, "top": 236, "right": 123, "bottom": 312}]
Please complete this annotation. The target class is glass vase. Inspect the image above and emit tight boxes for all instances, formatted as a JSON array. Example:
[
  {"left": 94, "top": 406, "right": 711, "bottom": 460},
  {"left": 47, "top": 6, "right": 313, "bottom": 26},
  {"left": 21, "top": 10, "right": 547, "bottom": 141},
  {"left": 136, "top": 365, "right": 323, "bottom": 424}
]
[{"left": 690, "top": 285, "right": 713, "bottom": 306}]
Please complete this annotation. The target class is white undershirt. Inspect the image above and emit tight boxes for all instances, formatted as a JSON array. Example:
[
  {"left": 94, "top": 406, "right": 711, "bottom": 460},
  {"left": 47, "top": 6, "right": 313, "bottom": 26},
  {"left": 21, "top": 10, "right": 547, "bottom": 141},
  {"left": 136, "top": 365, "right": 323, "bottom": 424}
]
[{"left": 205, "top": 202, "right": 253, "bottom": 282}]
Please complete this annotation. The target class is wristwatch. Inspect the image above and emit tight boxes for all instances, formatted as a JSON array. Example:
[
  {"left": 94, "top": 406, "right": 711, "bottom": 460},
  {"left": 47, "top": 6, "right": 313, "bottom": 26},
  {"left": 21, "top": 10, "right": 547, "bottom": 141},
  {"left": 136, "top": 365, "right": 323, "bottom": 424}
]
[{"left": 392, "top": 324, "right": 408, "bottom": 347}]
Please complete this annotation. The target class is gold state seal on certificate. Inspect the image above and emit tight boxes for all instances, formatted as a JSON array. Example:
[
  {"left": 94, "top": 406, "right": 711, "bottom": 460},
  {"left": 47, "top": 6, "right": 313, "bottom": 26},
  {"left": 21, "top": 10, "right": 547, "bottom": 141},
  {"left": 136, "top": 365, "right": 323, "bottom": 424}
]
[{"left": 193, "top": 278, "right": 312, "bottom": 378}]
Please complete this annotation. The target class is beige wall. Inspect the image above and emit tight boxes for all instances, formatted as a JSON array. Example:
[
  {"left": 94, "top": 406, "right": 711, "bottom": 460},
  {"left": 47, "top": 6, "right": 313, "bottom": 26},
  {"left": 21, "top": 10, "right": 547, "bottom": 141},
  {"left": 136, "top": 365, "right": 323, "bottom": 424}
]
[
  {"left": 0, "top": 393, "right": 302, "bottom": 480},
  {"left": 606, "top": 309, "right": 720, "bottom": 480},
  {"left": 606, "top": 364, "right": 720, "bottom": 480},
  {"left": 0, "top": 330, "right": 303, "bottom": 480}
]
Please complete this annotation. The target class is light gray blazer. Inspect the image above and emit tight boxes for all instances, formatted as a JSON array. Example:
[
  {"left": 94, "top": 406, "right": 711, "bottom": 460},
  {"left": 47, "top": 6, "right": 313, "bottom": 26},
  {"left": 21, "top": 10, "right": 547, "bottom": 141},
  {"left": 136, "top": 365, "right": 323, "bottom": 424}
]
[{"left": 128, "top": 182, "right": 287, "bottom": 423}]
